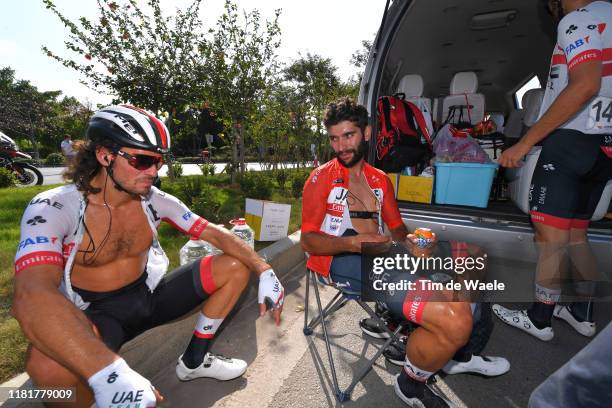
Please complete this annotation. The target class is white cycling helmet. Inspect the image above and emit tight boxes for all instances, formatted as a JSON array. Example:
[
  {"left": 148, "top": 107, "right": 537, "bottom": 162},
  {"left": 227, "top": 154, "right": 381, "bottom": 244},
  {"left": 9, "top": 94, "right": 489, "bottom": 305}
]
[{"left": 87, "top": 104, "right": 170, "bottom": 154}]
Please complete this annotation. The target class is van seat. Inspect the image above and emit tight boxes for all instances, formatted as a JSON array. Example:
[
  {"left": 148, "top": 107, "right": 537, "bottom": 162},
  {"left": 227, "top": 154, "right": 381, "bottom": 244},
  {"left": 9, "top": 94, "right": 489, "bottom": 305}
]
[
  {"left": 396, "top": 74, "right": 434, "bottom": 134},
  {"left": 441, "top": 71, "right": 485, "bottom": 125},
  {"left": 504, "top": 88, "right": 544, "bottom": 139},
  {"left": 489, "top": 112, "right": 505, "bottom": 133},
  {"left": 396, "top": 74, "right": 432, "bottom": 113}
]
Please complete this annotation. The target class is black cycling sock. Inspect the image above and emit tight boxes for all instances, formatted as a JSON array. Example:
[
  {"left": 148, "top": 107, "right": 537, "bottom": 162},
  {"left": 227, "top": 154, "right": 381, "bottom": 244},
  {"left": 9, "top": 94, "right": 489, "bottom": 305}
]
[
  {"left": 569, "top": 301, "right": 594, "bottom": 322},
  {"left": 452, "top": 348, "right": 472, "bottom": 363},
  {"left": 527, "top": 302, "right": 555, "bottom": 329},
  {"left": 398, "top": 369, "right": 424, "bottom": 398},
  {"left": 182, "top": 336, "right": 212, "bottom": 369}
]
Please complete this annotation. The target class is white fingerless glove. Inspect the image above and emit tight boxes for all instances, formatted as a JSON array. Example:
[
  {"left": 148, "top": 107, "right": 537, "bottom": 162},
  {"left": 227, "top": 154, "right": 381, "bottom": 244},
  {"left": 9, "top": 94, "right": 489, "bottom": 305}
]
[
  {"left": 88, "top": 358, "right": 157, "bottom": 408},
  {"left": 258, "top": 269, "right": 284, "bottom": 310}
]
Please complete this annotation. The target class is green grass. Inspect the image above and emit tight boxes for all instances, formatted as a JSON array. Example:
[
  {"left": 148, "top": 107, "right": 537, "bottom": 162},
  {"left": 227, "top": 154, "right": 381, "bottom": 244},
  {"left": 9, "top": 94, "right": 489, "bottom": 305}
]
[
  {"left": 0, "top": 185, "right": 58, "bottom": 383},
  {"left": 0, "top": 173, "right": 304, "bottom": 383}
]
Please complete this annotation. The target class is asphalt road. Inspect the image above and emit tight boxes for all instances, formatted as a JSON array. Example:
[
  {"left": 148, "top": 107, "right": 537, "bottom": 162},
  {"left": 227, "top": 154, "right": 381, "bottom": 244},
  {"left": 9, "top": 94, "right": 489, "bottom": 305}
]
[
  {"left": 162, "top": 258, "right": 611, "bottom": 408},
  {"left": 4, "top": 257, "right": 611, "bottom": 408}
]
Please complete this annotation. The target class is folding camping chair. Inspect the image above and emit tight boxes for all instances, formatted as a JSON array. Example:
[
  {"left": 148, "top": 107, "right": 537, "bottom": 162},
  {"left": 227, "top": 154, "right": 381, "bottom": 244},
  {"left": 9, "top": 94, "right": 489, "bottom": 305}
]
[{"left": 302, "top": 268, "right": 406, "bottom": 402}]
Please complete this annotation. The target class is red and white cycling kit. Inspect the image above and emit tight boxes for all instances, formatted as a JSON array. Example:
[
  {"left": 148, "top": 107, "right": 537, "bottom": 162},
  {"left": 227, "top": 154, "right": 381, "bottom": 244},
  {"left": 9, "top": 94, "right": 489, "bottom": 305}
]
[
  {"left": 529, "top": 1, "right": 612, "bottom": 229},
  {"left": 540, "top": 1, "right": 612, "bottom": 136},
  {"left": 14, "top": 184, "right": 209, "bottom": 309},
  {"left": 301, "top": 158, "right": 403, "bottom": 277}
]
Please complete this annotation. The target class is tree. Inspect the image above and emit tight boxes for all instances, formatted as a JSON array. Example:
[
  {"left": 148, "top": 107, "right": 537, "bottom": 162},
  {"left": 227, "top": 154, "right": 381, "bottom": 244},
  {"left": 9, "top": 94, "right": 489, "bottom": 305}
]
[
  {"left": 203, "top": 0, "right": 282, "bottom": 181},
  {"left": 42, "top": 0, "right": 212, "bottom": 177},
  {"left": 346, "top": 39, "right": 372, "bottom": 99},
  {"left": 350, "top": 40, "right": 372, "bottom": 79},
  {"left": 0, "top": 67, "right": 60, "bottom": 156},
  {"left": 53, "top": 97, "right": 94, "bottom": 145},
  {"left": 0, "top": 67, "right": 92, "bottom": 158},
  {"left": 42, "top": 0, "right": 209, "bottom": 115},
  {"left": 284, "top": 53, "right": 342, "bottom": 162},
  {"left": 249, "top": 82, "right": 294, "bottom": 170}
]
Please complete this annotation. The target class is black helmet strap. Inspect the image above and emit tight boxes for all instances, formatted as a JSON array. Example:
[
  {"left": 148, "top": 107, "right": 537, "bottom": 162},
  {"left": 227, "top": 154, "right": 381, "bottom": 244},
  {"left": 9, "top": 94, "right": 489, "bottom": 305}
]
[{"left": 106, "top": 157, "right": 129, "bottom": 193}]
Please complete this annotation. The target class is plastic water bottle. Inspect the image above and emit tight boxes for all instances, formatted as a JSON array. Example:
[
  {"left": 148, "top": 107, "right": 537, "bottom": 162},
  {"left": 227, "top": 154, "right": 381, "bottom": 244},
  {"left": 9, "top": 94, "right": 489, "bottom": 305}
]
[
  {"left": 179, "top": 237, "right": 220, "bottom": 266},
  {"left": 230, "top": 218, "right": 255, "bottom": 249}
]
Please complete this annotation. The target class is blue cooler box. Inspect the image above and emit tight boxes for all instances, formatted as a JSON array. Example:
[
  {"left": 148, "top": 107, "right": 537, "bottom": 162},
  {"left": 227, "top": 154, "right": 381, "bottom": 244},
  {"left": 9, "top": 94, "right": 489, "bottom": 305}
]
[{"left": 433, "top": 162, "right": 499, "bottom": 208}]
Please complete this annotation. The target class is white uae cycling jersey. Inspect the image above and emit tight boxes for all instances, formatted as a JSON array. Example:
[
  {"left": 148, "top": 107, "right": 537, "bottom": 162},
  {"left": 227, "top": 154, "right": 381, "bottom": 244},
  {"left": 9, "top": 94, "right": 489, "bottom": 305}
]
[
  {"left": 14, "top": 184, "right": 209, "bottom": 309},
  {"left": 539, "top": 1, "right": 612, "bottom": 134}
]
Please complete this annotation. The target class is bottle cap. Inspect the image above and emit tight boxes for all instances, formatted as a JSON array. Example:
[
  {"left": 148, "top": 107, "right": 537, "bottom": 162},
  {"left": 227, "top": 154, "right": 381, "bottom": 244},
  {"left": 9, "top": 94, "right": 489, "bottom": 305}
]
[{"left": 230, "top": 218, "right": 246, "bottom": 226}]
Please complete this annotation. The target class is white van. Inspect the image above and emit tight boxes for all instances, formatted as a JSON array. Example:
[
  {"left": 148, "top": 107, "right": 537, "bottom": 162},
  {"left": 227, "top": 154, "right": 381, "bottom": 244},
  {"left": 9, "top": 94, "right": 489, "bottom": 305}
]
[{"left": 359, "top": 0, "right": 612, "bottom": 264}]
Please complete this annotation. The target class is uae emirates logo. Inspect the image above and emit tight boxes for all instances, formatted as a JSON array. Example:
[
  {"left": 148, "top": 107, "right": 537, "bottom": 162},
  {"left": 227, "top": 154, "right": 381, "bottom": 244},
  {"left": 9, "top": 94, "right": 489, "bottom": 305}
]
[{"left": 27, "top": 216, "right": 47, "bottom": 226}]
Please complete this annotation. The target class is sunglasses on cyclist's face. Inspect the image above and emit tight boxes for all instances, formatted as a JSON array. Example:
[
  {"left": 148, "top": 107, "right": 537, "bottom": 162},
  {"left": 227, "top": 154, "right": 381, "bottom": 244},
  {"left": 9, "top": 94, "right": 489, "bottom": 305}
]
[{"left": 116, "top": 150, "right": 164, "bottom": 170}]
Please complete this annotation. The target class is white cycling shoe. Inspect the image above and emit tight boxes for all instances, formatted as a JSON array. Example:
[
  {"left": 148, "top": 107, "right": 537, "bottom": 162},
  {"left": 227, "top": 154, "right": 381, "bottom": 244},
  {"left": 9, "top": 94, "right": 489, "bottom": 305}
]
[
  {"left": 176, "top": 353, "right": 247, "bottom": 381},
  {"left": 492, "top": 304, "right": 554, "bottom": 341},
  {"left": 442, "top": 355, "right": 510, "bottom": 377},
  {"left": 553, "top": 305, "right": 596, "bottom": 337}
]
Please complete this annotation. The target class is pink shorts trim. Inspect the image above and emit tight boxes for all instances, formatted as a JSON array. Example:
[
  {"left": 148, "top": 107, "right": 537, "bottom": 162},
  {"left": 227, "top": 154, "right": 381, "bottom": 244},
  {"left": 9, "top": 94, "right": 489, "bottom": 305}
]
[
  {"left": 199, "top": 255, "right": 217, "bottom": 295},
  {"left": 402, "top": 279, "right": 433, "bottom": 324}
]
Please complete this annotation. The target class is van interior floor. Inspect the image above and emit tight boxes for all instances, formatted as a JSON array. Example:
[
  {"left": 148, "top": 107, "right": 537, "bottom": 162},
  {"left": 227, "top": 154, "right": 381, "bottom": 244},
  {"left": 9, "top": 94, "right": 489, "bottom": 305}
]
[{"left": 399, "top": 200, "right": 612, "bottom": 231}]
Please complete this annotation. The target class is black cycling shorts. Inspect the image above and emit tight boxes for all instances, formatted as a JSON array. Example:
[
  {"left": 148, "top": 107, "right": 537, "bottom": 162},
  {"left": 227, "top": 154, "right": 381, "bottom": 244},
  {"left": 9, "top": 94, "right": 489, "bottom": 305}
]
[
  {"left": 529, "top": 129, "right": 612, "bottom": 229},
  {"left": 74, "top": 255, "right": 217, "bottom": 351}
]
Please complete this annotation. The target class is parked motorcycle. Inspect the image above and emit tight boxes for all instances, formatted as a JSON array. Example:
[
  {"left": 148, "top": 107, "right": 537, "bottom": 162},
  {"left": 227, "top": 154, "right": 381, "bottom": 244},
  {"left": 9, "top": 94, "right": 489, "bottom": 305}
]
[{"left": 0, "top": 131, "right": 44, "bottom": 187}]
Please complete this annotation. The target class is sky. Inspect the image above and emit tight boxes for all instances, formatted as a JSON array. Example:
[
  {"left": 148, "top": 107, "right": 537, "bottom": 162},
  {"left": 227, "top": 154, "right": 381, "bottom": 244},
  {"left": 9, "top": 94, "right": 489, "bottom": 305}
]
[{"left": 0, "top": 0, "right": 386, "bottom": 106}]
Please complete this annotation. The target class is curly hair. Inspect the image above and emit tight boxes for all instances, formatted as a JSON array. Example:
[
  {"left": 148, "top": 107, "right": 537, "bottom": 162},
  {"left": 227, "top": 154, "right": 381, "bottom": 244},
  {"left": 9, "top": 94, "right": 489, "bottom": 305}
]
[
  {"left": 63, "top": 137, "right": 119, "bottom": 195},
  {"left": 323, "top": 97, "right": 369, "bottom": 133}
]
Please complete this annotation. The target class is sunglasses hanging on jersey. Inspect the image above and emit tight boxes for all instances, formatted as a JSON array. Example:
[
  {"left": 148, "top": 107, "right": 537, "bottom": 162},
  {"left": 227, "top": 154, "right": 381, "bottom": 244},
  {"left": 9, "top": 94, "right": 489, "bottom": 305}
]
[{"left": 116, "top": 150, "right": 164, "bottom": 170}]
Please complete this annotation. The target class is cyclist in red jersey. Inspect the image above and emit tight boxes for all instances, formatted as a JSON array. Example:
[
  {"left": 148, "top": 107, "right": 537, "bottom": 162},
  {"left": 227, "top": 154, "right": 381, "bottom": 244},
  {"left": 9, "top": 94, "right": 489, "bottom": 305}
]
[
  {"left": 301, "top": 98, "right": 493, "bottom": 408},
  {"left": 496, "top": 0, "right": 611, "bottom": 342}
]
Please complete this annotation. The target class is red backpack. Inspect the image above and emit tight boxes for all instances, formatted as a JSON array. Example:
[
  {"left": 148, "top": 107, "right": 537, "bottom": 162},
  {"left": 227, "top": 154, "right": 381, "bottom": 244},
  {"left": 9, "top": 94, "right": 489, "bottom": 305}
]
[{"left": 376, "top": 94, "right": 432, "bottom": 173}]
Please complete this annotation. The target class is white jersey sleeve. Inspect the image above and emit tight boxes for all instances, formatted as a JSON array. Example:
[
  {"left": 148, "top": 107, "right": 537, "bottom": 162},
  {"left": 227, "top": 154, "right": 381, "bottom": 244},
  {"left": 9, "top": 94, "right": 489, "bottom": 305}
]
[
  {"left": 148, "top": 188, "right": 209, "bottom": 238},
  {"left": 539, "top": 1, "right": 612, "bottom": 134},
  {"left": 14, "top": 191, "right": 73, "bottom": 274},
  {"left": 557, "top": 8, "right": 603, "bottom": 71}
]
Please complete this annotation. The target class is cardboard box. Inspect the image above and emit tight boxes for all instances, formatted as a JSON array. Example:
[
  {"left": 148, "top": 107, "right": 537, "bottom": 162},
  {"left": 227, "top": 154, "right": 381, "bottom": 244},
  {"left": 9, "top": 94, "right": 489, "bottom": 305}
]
[
  {"left": 245, "top": 198, "right": 292, "bottom": 241},
  {"left": 397, "top": 175, "right": 434, "bottom": 203}
]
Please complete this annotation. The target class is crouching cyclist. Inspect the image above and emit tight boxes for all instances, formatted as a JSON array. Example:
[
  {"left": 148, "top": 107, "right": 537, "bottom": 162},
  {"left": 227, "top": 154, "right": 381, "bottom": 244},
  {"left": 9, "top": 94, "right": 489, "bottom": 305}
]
[
  {"left": 12, "top": 105, "right": 284, "bottom": 407},
  {"left": 301, "top": 98, "right": 509, "bottom": 408}
]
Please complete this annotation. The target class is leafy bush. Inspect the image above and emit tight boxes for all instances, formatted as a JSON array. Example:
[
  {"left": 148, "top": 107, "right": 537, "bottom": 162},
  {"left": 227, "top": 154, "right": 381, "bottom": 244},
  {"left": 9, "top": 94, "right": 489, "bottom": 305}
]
[
  {"left": 238, "top": 171, "right": 272, "bottom": 200},
  {"left": 171, "top": 162, "right": 183, "bottom": 177},
  {"left": 199, "top": 163, "right": 215, "bottom": 176},
  {"left": 44, "top": 153, "right": 65, "bottom": 166},
  {"left": 290, "top": 170, "right": 310, "bottom": 198},
  {"left": 38, "top": 146, "right": 54, "bottom": 159},
  {"left": 191, "top": 184, "right": 223, "bottom": 224},
  {"left": 221, "top": 162, "right": 236, "bottom": 176},
  {"left": 174, "top": 177, "right": 205, "bottom": 208},
  {"left": 274, "top": 169, "right": 288, "bottom": 189},
  {"left": 0, "top": 168, "right": 16, "bottom": 188}
]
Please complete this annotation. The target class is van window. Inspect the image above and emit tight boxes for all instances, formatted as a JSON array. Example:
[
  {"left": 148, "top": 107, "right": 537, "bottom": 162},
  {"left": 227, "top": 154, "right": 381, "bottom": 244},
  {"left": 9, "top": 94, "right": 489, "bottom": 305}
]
[{"left": 514, "top": 75, "right": 542, "bottom": 109}]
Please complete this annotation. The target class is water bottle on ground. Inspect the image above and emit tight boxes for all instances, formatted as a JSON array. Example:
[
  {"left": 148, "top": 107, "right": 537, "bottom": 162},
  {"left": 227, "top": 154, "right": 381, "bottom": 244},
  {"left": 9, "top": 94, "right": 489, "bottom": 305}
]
[
  {"left": 230, "top": 218, "right": 255, "bottom": 249},
  {"left": 179, "top": 237, "right": 221, "bottom": 266}
]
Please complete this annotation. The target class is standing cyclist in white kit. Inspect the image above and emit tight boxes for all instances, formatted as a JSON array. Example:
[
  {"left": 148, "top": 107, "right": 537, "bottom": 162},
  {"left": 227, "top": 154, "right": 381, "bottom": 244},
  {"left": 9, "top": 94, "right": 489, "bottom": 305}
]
[{"left": 496, "top": 0, "right": 612, "bottom": 342}]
